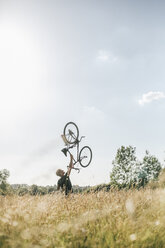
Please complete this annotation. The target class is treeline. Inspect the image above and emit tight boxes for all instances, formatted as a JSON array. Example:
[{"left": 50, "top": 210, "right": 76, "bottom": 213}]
[
  {"left": 11, "top": 184, "right": 57, "bottom": 196},
  {"left": 89, "top": 168, "right": 165, "bottom": 193},
  {"left": 0, "top": 173, "right": 90, "bottom": 196},
  {"left": 10, "top": 184, "right": 90, "bottom": 195},
  {"left": 0, "top": 145, "right": 164, "bottom": 195}
]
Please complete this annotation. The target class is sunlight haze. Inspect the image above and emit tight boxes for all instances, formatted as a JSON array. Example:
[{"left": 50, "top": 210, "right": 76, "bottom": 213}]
[{"left": 0, "top": 0, "right": 165, "bottom": 186}]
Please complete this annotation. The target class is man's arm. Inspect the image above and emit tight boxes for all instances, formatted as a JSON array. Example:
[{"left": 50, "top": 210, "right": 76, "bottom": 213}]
[{"left": 67, "top": 153, "right": 74, "bottom": 176}]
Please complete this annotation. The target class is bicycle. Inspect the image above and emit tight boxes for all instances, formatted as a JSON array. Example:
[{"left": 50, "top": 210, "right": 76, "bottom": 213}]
[{"left": 61, "top": 122, "right": 92, "bottom": 172}]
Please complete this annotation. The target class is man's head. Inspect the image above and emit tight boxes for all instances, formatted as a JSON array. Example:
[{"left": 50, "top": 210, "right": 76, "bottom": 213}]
[{"left": 56, "top": 169, "right": 65, "bottom": 177}]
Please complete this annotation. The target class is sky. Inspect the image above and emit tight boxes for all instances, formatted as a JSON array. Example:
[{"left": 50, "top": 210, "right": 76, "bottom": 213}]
[{"left": 0, "top": 0, "right": 165, "bottom": 186}]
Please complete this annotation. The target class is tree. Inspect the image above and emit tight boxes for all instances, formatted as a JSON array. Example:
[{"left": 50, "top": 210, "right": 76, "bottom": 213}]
[
  {"left": 30, "top": 184, "right": 38, "bottom": 195},
  {"left": 110, "top": 146, "right": 137, "bottom": 188},
  {"left": 37, "top": 186, "right": 47, "bottom": 195},
  {"left": 0, "top": 169, "right": 10, "bottom": 195},
  {"left": 110, "top": 147, "right": 162, "bottom": 189},
  {"left": 17, "top": 187, "right": 29, "bottom": 196},
  {"left": 140, "top": 150, "right": 162, "bottom": 186}
]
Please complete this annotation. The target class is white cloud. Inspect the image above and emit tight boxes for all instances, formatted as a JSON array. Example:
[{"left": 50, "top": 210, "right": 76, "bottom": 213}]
[
  {"left": 138, "top": 91, "right": 165, "bottom": 105},
  {"left": 97, "top": 50, "right": 118, "bottom": 63},
  {"left": 97, "top": 50, "right": 109, "bottom": 61},
  {"left": 83, "top": 106, "right": 106, "bottom": 120}
]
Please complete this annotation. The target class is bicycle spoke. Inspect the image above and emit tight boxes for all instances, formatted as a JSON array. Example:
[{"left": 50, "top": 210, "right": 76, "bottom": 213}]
[
  {"left": 66, "top": 129, "right": 77, "bottom": 143},
  {"left": 65, "top": 133, "right": 73, "bottom": 143},
  {"left": 69, "top": 129, "right": 77, "bottom": 139},
  {"left": 68, "top": 135, "right": 72, "bottom": 143}
]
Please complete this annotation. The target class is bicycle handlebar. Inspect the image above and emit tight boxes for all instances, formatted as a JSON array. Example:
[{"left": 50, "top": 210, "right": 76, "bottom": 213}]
[{"left": 79, "top": 136, "right": 85, "bottom": 142}]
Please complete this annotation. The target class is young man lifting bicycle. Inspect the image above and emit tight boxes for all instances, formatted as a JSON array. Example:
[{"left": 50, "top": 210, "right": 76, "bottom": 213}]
[
  {"left": 56, "top": 122, "right": 92, "bottom": 195},
  {"left": 56, "top": 153, "right": 74, "bottom": 195}
]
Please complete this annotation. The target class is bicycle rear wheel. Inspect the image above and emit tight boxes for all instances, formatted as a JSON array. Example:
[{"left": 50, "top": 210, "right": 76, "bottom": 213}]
[
  {"left": 63, "top": 122, "right": 79, "bottom": 144},
  {"left": 79, "top": 146, "right": 92, "bottom": 167}
]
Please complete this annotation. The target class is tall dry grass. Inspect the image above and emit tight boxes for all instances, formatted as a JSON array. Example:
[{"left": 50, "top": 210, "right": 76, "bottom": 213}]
[{"left": 0, "top": 188, "right": 165, "bottom": 247}]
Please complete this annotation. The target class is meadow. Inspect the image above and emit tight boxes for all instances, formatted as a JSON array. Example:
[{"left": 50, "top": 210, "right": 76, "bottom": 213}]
[{"left": 0, "top": 186, "right": 165, "bottom": 248}]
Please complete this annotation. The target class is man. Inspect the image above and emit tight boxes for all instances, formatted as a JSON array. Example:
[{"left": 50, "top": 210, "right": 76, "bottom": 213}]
[{"left": 56, "top": 153, "right": 73, "bottom": 195}]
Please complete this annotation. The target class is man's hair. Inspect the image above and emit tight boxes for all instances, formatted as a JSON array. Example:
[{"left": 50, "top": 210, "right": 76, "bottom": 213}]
[{"left": 56, "top": 169, "right": 63, "bottom": 177}]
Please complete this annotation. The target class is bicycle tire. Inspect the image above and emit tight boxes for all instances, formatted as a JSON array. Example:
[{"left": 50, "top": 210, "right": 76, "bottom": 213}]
[
  {"left": 63, "top": 122, "right": 79, "bottom": 144},
  {"left": 79, "top": 146, "right": 92, "bottom": 168}
]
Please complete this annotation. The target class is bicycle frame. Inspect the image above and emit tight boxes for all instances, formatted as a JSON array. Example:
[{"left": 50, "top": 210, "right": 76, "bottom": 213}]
[
  {"left": 67, "top": 143, "right": 79, "bottom": 166},
  {"left": 65, "top": 135, "right": 85, "bottom": 172}
]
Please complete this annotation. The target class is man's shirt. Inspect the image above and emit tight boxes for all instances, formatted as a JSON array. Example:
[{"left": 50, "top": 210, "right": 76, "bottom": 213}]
[{"left": 57, "top": 173, "right": 72, "bottom": 194}]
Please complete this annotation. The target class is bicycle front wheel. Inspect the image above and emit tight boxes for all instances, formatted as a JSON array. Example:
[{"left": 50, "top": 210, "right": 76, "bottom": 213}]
[
  {"left": 79, "top": 146, "right": 92, "bottom": 168},
  {"left": 63, "top": 122, "right": 79, "bottom": 144}
]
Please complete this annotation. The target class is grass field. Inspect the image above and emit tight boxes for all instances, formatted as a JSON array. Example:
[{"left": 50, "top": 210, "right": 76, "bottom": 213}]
[{"left": 0, "top": 188, "right": 165, "bottom": 248}]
